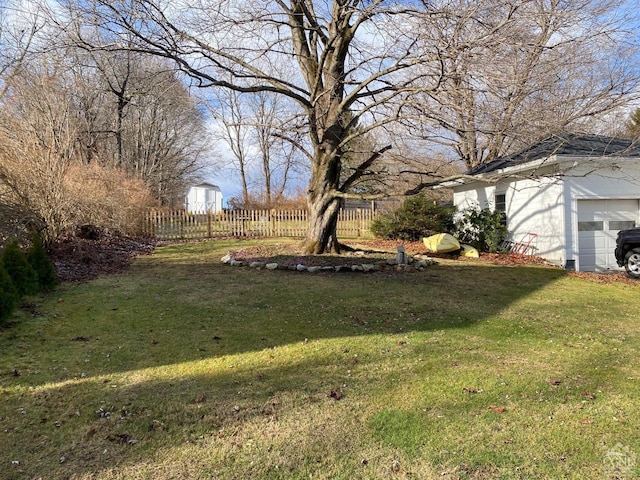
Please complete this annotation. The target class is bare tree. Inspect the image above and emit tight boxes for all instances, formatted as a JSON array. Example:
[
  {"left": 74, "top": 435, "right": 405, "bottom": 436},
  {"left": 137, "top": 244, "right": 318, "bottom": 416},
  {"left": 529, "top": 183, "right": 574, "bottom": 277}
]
[
  {"left": 250, "top": 91, "right": 300, "bottom": 209},
  {"left": 0, "top": 59, "right": 159, "bottom": 241},
  {"left": 62, "top": 0, "right": 447, "bottom": 252},
  {"left": 0, "top": 62, "right": 87, "bottom": 240},
  {"left": 0, "top": 1, "right": 47, "bottom": 99},
  {"left": 240, "top": 91, "right": 308, "bottom": 208},
  {"left": 209, "top": 88, "right": 253, "bottom": 207},
  {"left": 60, "top": 0, "right": 639, "bottom": 251},
  {"left": 404, "top": 0, "right": 640, "bottom": 172},
  {"left": 67, "top": 46, "right": 210, "bottom": 205},
  {"left": 116, "top": 64, "right": 209, "bottom": 205},
  {"left": 210, "top": 89, "right": 308, "bottom": 209}
]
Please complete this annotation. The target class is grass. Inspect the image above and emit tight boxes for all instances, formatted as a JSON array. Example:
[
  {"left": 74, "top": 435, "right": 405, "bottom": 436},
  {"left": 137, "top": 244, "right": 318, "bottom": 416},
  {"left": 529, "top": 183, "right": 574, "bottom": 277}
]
[{"left": 1, "top": 238, "right": 639, "bottom": 479}]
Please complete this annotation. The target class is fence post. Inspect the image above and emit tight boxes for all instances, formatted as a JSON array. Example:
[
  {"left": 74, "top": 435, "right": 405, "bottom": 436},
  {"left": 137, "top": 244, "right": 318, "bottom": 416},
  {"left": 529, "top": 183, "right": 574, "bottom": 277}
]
[
  {"left": 269, "top": 209, "right": 274, "bottom": 237},
  {"left": 149, "top": 210, "right": 154, "bottom": 238}
]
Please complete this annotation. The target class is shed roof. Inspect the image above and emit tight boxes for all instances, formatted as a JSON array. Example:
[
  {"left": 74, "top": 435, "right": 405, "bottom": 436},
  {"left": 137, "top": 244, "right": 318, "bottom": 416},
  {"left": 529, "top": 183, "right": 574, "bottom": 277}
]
[
  {"left": 469, "top": 133, "right": 640, "bottom": 175},
  {"left": 189, "top": 182, "right": 221, "bottom": 190}
]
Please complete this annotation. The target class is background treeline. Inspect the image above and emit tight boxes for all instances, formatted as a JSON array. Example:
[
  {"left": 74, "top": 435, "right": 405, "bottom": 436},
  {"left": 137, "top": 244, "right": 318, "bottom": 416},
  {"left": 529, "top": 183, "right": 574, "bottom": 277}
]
[{"left": 0, "top": 42, "right": 211, "bottom": 247}]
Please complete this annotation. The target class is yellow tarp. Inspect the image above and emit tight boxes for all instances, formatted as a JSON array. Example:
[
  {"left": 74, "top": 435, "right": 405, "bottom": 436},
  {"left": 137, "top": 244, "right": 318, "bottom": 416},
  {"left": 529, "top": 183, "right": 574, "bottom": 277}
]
[
  {"left": 423, "top": 233, "right": 461, "bottom": 253},
  {"left": 460, "top": 244, "right": 479, "bottom": 258}
]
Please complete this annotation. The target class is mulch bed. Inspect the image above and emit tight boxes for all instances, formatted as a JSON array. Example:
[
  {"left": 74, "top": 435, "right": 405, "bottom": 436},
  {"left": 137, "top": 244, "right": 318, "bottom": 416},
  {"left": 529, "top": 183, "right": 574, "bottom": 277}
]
[{"left": 344, "top": 240, "right": 639, "bottom": 285}]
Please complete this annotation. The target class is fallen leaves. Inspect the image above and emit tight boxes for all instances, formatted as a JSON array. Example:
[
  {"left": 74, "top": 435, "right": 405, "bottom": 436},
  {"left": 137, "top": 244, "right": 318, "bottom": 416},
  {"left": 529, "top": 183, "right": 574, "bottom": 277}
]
[
  {"left": 581, "top": 391, "right": 596, "bottom": 400},
  {"left": 51, "top": 233, "right": 155, "bottom": 282},
  {"left": 488, "top": 405, "right": 506, "bottom": 414}
]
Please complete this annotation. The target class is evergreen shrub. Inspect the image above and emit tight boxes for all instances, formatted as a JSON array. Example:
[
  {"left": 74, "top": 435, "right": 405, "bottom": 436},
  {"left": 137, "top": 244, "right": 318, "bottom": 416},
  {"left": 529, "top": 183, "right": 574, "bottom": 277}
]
[
  {"left": 370, "top": 194, "right": 456, "bottom": 241},
  {"left": 1, "top": 240, "right": 39, "bottom": 296},
  {"left": 0, "top": 264, "right": 18, "bottom": 323},
  {"left": 27, "top": 234, "right": 57, "bottom": 291},
  {"left": 454, "top": 207, "right": 508, "bottom": 253}
]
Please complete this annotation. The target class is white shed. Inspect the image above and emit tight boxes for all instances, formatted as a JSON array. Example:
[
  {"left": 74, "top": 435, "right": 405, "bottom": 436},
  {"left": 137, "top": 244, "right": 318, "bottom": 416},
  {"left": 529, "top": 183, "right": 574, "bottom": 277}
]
[
  {"left": 185, "top": 182, "right": 223, "bottom": 213},
  {"left": 449, "top": 133, "right": 640, "bottom": 272}
]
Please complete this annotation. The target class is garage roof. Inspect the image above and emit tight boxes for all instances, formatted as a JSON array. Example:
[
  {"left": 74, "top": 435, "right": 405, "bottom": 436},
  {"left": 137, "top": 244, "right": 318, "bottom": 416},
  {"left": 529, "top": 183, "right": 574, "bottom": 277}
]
[{"left": 469, "top": 133, "right": 640, "bottom": 175}]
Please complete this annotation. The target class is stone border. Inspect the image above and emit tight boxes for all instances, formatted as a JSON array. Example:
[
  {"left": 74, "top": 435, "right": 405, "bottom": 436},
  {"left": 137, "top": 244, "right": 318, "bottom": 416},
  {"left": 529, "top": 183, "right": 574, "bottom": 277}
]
[{"left": 220, "top": 252, "right": 438, "bottom": 273}]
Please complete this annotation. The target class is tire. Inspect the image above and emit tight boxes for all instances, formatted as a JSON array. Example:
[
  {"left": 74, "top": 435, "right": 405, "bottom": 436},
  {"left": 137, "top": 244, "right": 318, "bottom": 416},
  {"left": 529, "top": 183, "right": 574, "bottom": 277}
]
[{"left": 624, "top": 247, "right": 640, "bottom": 279}]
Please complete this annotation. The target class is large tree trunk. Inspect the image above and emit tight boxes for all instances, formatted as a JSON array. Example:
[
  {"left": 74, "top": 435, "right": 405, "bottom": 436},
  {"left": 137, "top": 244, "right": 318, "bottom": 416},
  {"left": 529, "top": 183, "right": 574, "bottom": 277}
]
[
  {"left": 303, "top": 192, "right": 342, "bottom": 254},
  {"left": 302, "top": 144, "right": 343, "bottom": 254}
]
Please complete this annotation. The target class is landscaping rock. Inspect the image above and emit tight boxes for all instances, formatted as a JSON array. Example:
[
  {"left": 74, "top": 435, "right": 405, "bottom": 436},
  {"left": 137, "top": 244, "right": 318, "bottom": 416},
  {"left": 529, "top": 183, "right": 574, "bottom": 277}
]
[{"left": 220, "top": 243, "right": 442, "bottom": 275}]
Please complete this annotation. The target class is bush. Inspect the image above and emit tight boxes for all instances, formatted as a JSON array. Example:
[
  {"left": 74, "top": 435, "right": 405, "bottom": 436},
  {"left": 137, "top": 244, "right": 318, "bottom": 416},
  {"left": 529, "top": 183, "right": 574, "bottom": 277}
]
[
  {"left": 27, "top": 233, "right": 58, "bottom": 291},
  {"left": 0, "top": 264, "right": 19, "bottom": 323},
  {"left": 371, "top": 194, "right": 456, "bottom": 241},
  {"left": 454, "top": 207, "right": 508, "bottom": 253},
  {"left": 64, "top": 163, "right": 159, "bottom": 237},
  {"left": 1, "top": 240, "right": 39, "bottom": 296},
  {"left": 1, "top": 159, "right": 158, "bottom": 244}
]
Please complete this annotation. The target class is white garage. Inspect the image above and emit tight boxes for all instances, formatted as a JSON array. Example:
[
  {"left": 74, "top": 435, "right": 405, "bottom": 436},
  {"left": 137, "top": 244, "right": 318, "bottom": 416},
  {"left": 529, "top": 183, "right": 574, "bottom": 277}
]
[{"left": 450, "top": 133, "right": 640, "bottom": 272}]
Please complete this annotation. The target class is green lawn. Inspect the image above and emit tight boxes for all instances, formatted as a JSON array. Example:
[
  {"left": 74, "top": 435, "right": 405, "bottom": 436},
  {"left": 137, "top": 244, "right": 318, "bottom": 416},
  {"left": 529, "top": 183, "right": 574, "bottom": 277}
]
[{"left": 1, "top": 239, "right": 639, "bottom": 479}]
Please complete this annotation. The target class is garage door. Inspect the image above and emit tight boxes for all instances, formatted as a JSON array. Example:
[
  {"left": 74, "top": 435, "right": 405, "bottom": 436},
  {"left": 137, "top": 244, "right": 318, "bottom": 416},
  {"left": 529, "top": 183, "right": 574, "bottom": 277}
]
[{"left": 578, "top": 199, "right": 639, "bottom": 272}]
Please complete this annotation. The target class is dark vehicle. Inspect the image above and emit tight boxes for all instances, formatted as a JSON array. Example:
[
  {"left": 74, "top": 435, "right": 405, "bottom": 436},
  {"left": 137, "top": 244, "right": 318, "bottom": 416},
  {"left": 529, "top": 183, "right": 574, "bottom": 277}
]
[{"left": 615, "top": 227, "right": 640, "bottom": 278}]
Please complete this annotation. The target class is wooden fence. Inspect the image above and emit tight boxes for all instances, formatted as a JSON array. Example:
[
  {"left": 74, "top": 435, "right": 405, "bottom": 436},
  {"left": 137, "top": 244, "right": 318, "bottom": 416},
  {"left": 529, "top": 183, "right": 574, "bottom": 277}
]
[{"left": 143, "top": 208, "right": 378, "bottom": 240}]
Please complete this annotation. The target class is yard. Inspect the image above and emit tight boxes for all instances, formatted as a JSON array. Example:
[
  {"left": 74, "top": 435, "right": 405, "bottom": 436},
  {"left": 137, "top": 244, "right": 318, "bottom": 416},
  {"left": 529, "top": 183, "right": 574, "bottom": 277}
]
[{"left": 1, "top": 238, "right": 639, "bottom": 479}]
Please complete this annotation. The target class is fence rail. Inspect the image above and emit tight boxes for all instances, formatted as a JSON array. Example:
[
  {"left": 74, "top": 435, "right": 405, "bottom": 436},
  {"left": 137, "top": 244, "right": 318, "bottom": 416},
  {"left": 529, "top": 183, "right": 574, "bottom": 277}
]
[{"left": 144, "top": 208, "right": 377, "bottom": 240}]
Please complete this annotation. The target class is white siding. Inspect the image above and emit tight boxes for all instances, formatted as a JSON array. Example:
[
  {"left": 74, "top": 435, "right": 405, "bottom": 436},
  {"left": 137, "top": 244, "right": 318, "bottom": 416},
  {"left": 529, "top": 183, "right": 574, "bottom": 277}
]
[
  {"left": 185, "top": 185, "right": 223, "bottom": 213},
  {"left": 453, "top": 155, "right": 640, "bottom": 271},
  {"left": 453, "top": 177, "right": 565, "bottom": 264},
  {"left": 453, "top": 183, "right": 497, "bottom": 211},
  {"left": 453, "top": 158, "right": 640, "bottom": 271},
  {"left": 503, "top": 177, "right": 565, "bottom": 264}
]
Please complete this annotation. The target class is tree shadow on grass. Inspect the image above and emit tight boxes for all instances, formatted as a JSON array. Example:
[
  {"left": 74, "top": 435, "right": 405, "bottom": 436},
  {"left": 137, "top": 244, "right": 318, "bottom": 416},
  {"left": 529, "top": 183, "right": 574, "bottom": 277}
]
[
  {"left": 3, "top": 260, "right": 570, "bottom": 381},
  {"left": 0, "top": 258, "right": 575, "bottom": 478}
]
